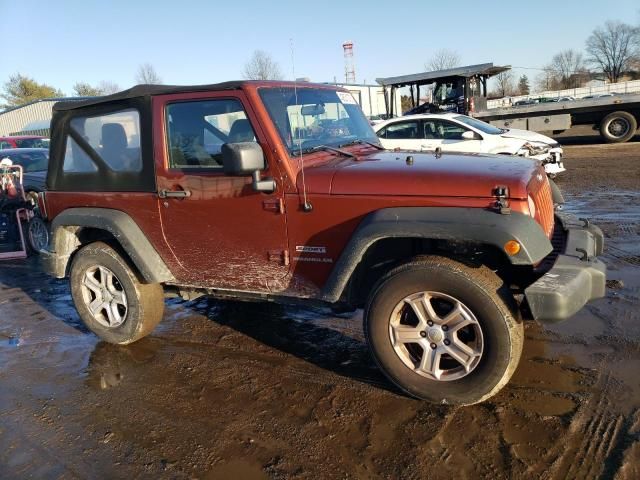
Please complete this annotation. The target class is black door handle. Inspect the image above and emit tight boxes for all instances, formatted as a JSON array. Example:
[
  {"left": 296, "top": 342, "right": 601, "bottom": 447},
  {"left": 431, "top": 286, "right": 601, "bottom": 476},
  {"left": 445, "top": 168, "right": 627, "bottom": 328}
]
[{"left": 158, "top": 189, "right": 191, "bottom": 199}]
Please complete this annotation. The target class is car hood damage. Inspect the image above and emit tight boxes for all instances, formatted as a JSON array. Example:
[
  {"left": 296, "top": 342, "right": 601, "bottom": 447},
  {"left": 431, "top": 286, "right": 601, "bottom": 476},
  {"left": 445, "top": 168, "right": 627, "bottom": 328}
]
[
  {"left": 299, "top": 150, "right": 541, "bottom": 199},
  {"left": 500, "top": 128, "right": 558, "bottom": 146}
]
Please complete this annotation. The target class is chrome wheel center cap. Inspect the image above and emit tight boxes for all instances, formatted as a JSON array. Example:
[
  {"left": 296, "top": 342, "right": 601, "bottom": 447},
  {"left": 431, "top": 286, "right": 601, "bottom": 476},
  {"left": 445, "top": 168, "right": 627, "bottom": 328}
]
[{"left": 427, "top": 328, "right": 444, "bottom": 344}]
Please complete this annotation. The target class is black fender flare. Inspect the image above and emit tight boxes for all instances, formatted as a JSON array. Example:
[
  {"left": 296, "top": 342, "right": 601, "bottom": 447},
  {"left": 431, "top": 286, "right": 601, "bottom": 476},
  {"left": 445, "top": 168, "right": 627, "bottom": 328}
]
[
  {"left": 320, "top": 207, "right": 552, "bottom": 303},
  {"left": 47, "top": 208, "right": 174, "bottom": 283}
]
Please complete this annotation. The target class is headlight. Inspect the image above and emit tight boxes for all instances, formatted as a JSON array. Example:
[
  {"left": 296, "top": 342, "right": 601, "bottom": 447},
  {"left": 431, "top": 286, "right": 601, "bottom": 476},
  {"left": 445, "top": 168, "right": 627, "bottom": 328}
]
[
  {"left": 527, "top": 195, "right": 536, "bottom": 218},
  {"left": 517, "top": 145, "right": 530, "bottom": 157}
]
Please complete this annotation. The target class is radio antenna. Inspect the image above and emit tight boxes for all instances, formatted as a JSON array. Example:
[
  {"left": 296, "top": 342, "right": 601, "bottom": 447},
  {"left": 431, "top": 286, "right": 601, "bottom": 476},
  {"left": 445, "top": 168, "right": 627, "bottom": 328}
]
[{"left": 290, "top": 38, "right": 312, "bottom": 212}]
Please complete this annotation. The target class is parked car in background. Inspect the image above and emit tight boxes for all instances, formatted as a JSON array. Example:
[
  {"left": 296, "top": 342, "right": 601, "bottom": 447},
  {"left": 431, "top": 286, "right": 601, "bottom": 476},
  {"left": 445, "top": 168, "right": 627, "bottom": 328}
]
[
  {"left": 374, "top": 113, "right": 566, "bottom": 177},
  {"left": 0, "top": 135, "right": 50, "bottom": 149},
  {"left": 513, "top": 99, "right": 539, "bottom": 106},
  {"left": 0, "top": 148, "right": 48, "bottom": 204}
]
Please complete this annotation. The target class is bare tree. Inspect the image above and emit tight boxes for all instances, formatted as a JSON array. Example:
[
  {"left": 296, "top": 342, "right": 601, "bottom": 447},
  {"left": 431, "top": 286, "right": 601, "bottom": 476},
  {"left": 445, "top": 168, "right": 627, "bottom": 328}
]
[
  {"left": 136, "top": 63, "right": 162, "bottom": 84},
  {"left": 492, "top": 71, "right": 515, "bottom": 98},
  {"left": 550, "top": 49, "right": 585, "bottom": 88},
  {"left": 242, "top": 50, "right": 282, "bottom": 80},
  {"left": 534, "top": 66, "right": 562, "bottom": 93},
  {"left": 586, "top": 21, "right": 640, "bottom": 83},
  {"left": 73, "top": 82, "right": 105, "bottom": 96},
  {"left": 97, "top": 81, "right": 121, "bottom": 95},
  {"left": 426, "top": 49, "right": 461, "bottom": 71}
]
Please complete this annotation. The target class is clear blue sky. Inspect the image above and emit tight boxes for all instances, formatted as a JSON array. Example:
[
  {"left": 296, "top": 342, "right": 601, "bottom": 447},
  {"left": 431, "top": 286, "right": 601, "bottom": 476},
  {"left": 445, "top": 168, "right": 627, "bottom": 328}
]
[{"left": 3, "top": 0, "right": 639, "bottom": 94}]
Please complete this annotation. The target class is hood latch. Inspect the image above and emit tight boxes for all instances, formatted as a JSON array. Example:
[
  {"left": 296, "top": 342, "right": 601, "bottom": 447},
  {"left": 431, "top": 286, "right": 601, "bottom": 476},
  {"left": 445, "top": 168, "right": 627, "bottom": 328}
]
[{"left": 493, "top": 186, "right": 511, "bottom": 215}]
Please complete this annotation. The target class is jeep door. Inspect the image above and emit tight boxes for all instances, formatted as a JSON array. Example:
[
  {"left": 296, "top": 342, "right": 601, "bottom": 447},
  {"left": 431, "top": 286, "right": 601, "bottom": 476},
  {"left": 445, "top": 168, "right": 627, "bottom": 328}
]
[{"left": 153, "top": 91, "right": 290, "bottom": 291}]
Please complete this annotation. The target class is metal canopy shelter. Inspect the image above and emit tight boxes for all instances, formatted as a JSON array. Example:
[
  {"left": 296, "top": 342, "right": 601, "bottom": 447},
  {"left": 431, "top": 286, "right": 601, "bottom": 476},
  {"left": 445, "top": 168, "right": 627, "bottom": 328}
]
[{"left": 376, "top": 63, "right": 511, "bottom": 116}]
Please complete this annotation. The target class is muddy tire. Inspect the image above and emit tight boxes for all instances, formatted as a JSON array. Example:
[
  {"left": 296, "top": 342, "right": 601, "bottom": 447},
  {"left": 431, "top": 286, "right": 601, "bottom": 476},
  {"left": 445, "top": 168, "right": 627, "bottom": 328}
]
[
  {"left": 600, "top": 111, "right": 637, "bottom": 143},
  {"left": 70, "top": 242, "right": 164, "bottom": 345},
  {"left": 364, "top": 256, "right": 523, "bottom": 405},
  {"left": 25, "top": 216, "right": 48, "bottom": 254}
]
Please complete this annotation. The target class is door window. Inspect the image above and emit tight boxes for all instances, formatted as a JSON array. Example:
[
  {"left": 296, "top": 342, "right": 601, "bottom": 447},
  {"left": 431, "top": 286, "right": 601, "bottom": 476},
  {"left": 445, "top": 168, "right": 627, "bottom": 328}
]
[
  {"left": 166, "top": 99, "right": 256, "bottom": 169},
  {"left": 424, "top": 120, "right": 468, "bottom": 140}
]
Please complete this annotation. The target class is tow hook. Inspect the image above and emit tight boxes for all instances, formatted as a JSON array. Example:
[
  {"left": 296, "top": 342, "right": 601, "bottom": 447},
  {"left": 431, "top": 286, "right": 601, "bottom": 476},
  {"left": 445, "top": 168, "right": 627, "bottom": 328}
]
[
  {"left": 493, "top": 186, "right": 511, "bottom": 215},
  {"left": 576, "top": 247, "right": 590, "bottom": 261}
]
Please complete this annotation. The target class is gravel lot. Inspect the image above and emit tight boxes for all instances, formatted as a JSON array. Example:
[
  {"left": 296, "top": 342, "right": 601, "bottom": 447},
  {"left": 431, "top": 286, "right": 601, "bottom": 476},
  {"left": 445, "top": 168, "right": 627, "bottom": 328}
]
[{"left": 1, "top": 133, "right": 639, "bottom": 479}]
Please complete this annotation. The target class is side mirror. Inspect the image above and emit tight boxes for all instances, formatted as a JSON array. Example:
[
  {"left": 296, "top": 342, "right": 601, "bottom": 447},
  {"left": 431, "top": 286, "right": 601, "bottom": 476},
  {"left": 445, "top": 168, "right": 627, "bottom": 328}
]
[
  {"left": 461, "top": 131, "right": 478, "bottom": 140},
  {"left": 221, "top": 142, "right": 275, "bottom": 193}
]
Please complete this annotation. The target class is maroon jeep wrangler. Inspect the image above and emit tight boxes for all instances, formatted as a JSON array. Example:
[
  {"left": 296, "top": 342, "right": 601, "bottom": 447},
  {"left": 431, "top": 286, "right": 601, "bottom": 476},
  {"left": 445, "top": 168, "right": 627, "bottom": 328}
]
[{"left": 40, "top": 81, "right": 606, "bottom": 405}]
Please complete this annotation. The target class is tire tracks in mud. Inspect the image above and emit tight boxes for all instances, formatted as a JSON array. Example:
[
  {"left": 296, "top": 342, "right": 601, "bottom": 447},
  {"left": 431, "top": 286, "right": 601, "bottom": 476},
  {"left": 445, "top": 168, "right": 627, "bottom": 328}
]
[
  {"left": 527, "top": 371, "right": 630, "bottom": 480},
  {"left": 606, "top": 244, "right": 640, "bottom": 267}
]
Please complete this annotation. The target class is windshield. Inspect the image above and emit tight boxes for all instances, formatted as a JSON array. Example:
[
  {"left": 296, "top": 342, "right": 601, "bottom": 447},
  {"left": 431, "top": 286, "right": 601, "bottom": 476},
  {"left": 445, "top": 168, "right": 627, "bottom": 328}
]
[
  {"left": 453, "top": 115, "right": 504, "bottom": 135},
  {"left": 1, "top": 150, "right": 49, "bottom": 172},
  {"left": 259, "top": 87, "right": 379, "bottom": 154},
  {"left": 15, "top": 138, "right": 49, "bottom": 148}
]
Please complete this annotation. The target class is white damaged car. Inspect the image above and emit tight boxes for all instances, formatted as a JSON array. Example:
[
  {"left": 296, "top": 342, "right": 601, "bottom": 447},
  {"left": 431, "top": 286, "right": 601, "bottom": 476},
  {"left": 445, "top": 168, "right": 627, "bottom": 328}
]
[{"left": 374, "top": 113, "right": 566, "bottom": 177}]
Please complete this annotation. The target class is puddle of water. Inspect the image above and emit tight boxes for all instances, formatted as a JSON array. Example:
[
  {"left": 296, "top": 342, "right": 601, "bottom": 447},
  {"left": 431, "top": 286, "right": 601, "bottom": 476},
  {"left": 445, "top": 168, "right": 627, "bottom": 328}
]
[{"left": 563, "top": 190, "right": 640, "bottom": 224}]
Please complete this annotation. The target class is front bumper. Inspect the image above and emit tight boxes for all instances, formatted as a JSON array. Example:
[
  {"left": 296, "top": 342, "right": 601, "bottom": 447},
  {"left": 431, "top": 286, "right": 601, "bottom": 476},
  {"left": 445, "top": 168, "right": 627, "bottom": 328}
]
[
  {"left": 532, "top": 147, "right": 565, "bottom": 176},
  {"left": 524, "top": 213, "right": 606, "bottom": 323}
]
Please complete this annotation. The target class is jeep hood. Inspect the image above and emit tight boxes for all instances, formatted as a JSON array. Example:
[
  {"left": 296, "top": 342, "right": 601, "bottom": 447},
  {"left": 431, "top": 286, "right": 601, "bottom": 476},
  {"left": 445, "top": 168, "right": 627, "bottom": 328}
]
[
  {"left": 500, "top": 128, "right": 558, "bottom": 146},
  {"left": 300, "top": 150, "right": 540, "bottom": 199}
]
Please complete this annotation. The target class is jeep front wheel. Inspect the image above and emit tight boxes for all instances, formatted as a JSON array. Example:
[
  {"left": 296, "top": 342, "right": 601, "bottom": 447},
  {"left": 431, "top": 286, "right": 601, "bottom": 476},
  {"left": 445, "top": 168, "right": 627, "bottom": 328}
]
[
  {"left": 364, "top": 256, "right": 523, "bottom": 405},
  {"left": 70, "top": 242, "right": 164, "bottom": 345}
]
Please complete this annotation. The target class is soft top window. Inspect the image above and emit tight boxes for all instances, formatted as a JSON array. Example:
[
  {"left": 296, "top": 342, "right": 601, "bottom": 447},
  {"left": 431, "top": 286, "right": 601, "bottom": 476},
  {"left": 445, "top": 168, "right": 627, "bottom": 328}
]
[{"left": 68, "top": 109, "right": 142, "bottom": 172}]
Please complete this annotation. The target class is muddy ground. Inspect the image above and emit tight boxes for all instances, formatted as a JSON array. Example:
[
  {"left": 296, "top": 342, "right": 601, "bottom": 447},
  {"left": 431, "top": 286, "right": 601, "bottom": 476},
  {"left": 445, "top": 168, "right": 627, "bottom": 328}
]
[{"left": 1, "top": 132, "right": 639, "bottom": 479}]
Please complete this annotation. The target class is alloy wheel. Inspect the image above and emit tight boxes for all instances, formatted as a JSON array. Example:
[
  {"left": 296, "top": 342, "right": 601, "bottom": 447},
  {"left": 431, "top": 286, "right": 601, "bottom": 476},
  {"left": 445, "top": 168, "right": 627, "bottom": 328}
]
[
  {"left": 388, "top": 291, "right": 484, "bottom": 381},
  {"left": 80, "top": 265, "right": 128, "bottom": 328}
]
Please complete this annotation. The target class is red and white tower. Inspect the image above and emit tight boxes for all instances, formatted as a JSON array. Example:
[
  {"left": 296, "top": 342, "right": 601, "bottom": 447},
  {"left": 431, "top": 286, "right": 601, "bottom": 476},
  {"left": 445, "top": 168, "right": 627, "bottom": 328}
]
[{"left": 343, "top": 41, "right": 356, "bottom": 84}]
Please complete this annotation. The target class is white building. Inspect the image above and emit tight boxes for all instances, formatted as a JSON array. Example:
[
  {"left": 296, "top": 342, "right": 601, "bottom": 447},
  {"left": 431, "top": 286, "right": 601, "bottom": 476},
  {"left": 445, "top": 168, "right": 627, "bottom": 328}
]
[
  {"left": 0, "top": 97, "right": 93, "bottom": 136},
  {"left": 333, "top": 83, "right": 402, "bottom": 118}
]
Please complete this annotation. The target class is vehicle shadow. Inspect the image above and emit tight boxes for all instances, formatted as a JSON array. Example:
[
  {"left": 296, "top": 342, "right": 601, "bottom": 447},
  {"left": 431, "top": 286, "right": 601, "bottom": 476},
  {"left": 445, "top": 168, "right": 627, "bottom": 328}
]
[
  {"left": 186, "top": 296, "right": 402, "bottom": 396},
  {"left": 0, "top": 257, "right": 90, "bottom": 334}
]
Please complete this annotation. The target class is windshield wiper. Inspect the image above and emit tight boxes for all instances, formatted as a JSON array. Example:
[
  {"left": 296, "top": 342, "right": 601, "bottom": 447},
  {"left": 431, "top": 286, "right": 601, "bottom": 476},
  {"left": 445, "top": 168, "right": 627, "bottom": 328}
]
[
  {"left": 302, "top": 145, "right": 357, "bottom": 158},
  {"left": 339, "top": 139, "right": 385, "bottom": 150}
]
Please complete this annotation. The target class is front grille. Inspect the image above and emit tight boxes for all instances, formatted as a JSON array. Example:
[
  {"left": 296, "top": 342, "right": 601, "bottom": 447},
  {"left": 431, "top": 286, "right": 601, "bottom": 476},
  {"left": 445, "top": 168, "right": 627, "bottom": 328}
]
[
  {"left": 529, "top": 173, "right": 554, "bottom": 238},
  {"left": 535, "top": 219, "right": 566, "bottom": 272}
]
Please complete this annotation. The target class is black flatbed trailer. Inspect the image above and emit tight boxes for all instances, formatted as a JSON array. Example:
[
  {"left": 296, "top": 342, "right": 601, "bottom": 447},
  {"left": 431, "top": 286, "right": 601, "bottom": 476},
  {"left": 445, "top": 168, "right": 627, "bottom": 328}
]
[
  {"left": 377, "top": 65, "right": 640, "bottom": 143},
  {"left": 475, "top": 94, "right": 640, "bottom": 143}
]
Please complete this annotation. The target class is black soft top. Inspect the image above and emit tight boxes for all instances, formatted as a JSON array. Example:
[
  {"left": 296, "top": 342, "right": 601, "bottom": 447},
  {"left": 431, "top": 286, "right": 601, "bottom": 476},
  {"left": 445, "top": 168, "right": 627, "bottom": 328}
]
[
  {"left": 53, "top": 80, "right": 342, "bottom": 112},
  {"left": 53, "top": 81, "right": 245, "bottom": 112},
  {"left": 53, "top": 80, "right": 346, "bottom": 112}
]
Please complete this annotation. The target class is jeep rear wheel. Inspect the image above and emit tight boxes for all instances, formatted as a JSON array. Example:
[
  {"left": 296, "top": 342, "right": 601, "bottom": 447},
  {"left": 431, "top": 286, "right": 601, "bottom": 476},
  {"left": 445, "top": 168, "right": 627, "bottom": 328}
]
[
  {"left": 364, "top": 256, "right": 523, "bottom": 405},
  {"left": 70, "top": 242, "right": 164, "bottom": 345}
]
